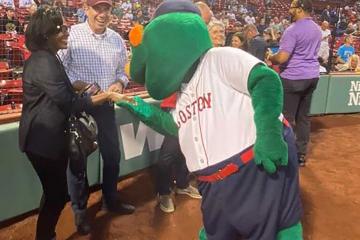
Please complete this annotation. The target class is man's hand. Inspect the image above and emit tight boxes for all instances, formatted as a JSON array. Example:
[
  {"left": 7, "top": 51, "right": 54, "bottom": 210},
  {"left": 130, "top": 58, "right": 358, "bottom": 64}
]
[
  {"left": 265, "top": 50, "right": 273, "bottom": 66},
  {"left": 107, "top": 82, "right": 124, "bottom": 93}
]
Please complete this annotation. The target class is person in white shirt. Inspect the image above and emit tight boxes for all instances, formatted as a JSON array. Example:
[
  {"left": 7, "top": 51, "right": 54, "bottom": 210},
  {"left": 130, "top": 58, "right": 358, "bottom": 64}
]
[
  {"left": 19, "top": 0, "right": 34, "bottom": 8},
  {"left": 239, "top": 5, "right": 247, "bottom": 14},
  {"left": 244, "top": 12, "right": 255, "bottom": 25},
  {"left": 318, "top": 21, "right": 331, "bottom": 64},
  {"left": 0, "top": 0, "right": 14, "bottom": 9},
  {"left": 59, "top": 0, "right": 135, "bottom": 235}
]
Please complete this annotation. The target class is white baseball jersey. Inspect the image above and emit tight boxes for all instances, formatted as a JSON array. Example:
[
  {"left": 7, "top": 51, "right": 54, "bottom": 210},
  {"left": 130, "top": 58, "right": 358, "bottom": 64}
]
[{"left": 172, "top": 47, "right": 261, "bottom": 172}]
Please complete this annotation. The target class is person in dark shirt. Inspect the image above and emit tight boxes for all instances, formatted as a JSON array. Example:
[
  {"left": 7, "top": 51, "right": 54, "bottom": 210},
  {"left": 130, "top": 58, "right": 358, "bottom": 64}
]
[
  {"left": 244, "top": 24, "right": 267, "bottom": 60},
  {"left": 19, "top": 7, "right": 124, "bottom": 240},
  {"left": 321, "top": 5, "right": 330, "bottom": 22},
  {"left": 257, "top": 18, "right": 267, "bottom": 35}
]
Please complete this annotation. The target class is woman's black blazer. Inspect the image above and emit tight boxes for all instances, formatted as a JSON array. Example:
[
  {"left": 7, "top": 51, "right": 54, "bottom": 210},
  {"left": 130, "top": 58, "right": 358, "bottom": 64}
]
[{"left": 19, "top": 50, "right": 92, "bottom": 160}]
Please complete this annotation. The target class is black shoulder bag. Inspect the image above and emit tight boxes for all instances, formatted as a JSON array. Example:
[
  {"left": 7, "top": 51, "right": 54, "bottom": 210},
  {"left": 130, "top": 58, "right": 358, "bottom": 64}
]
[{"left": 68, "top": 82, "right": 101, "bottom": 177}]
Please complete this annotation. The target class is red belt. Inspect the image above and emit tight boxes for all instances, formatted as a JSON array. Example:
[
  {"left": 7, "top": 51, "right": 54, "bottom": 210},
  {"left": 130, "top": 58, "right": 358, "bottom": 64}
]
[
  {"left": 197, "top": 148, "right": 254, "bottom": 183},
  {"left": 197, "top": 119, "right": 289, "bottom": 183},
  {"left": 282, "top": 118, "right": 290, "bottom": 127}
]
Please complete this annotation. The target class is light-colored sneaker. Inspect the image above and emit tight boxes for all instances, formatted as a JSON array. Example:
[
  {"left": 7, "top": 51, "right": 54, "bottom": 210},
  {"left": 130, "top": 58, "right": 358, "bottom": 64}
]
[
  {"left": 159, "top": 194, "right": 175, "bottom": 213},
  {"left": 175, "top": 185, "right": 202, "bottom": 199}
]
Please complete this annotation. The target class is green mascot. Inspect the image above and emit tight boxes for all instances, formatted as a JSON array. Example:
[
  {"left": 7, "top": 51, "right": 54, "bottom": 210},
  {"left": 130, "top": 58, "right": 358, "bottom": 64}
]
[{"left": 118, "top": 0, "right": 303, "bottom": 239}]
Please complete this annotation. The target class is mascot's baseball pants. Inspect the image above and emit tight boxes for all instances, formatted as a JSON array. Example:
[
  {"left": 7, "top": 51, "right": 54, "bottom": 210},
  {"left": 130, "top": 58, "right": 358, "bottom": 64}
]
[{"left": 195, "top": 126, "right": 302, "bottom": 240}]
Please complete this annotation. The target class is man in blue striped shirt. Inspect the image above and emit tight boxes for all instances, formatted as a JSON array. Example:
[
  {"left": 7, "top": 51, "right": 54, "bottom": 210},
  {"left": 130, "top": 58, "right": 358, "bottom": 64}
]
[{"left": 59, "top": 0, "right": 135, "bottom": 235}]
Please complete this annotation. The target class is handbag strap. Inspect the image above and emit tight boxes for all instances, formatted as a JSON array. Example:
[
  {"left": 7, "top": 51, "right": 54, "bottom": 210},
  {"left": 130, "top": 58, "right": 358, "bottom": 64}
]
[{"left": 55, "top": 53, "right": 77, "bottom": 93}]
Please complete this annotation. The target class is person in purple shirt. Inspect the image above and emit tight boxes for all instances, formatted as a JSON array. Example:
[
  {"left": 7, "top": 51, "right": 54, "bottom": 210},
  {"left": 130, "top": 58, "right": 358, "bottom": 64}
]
[{"left": 267, "top": 0, "right": 321, "bottom": 167}]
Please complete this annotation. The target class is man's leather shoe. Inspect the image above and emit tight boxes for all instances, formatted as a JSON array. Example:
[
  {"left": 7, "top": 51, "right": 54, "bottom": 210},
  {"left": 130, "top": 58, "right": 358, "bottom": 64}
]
[
  {"left": 75, "top": 212, "right": 91, "bottom": 235},
  {"left": 298, "top": 154, "right": 306, "bottom": 167},
  {"left": 76, "top": 222, "right": 91, "bottom": 235},
  {"left": 102, "top": 199, "right": 135, "bottom": 214}
]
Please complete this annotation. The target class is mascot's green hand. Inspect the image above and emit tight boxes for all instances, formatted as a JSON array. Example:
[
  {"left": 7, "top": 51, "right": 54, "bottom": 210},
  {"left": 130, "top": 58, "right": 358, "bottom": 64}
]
[
  {"left": 254, "top": 133, "right": 288, "bottom": 174},
  {"left": 248, "top": 64, "right": 289, "bottom": 174},
  {"left": 117, "top": 96, "right": 153, "bottom": 119},
  {"left": 116, "top": 96, "right": 179, "bottom": 136},
  {"left": 199, "top": 227, "right": 207, "bottom": 240}
]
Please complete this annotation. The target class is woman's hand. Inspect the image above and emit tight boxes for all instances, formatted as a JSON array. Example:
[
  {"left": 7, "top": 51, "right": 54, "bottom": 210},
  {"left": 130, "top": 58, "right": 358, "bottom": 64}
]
[
  {"left": 108, "top": 92, "right": 134, "bottom": 103},
  {"left": 91, "top": 91, "right": 134, "bottom": 105},
  {"left": 72, "top": 80, "right": 89, "bottom": 92}
]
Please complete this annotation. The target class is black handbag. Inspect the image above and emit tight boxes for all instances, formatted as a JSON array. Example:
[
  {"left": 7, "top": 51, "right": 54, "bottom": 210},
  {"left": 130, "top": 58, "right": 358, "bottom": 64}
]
[
  {"left": 68, "top": 111, "right": 98, "bottom": 177},
  {"left": 68, "top": 82, "right": 101, "bottom": 177}
]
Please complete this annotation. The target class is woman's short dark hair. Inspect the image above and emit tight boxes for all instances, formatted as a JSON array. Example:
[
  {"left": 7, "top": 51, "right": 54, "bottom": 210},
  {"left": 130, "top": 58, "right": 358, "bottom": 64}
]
[{"left": 25, "top": 7, "right": 63, "bottom": 52}]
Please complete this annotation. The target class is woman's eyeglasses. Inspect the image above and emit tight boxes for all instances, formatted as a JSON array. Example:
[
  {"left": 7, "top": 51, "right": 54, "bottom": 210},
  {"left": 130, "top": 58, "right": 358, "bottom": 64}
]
[{"left": 56, "top": 25, "right": 70, "bottom": 34}]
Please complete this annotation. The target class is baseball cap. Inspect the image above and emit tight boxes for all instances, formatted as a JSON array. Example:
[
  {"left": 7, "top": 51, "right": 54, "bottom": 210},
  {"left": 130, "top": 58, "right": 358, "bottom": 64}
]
[{"left": 87, "top": 0, "right": 112, "bottom": 7}]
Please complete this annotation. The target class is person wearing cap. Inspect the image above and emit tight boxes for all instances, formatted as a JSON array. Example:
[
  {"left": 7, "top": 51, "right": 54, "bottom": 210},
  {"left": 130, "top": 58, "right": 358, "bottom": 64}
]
[{"left": 58, "top": 0, "right": 135, "bottom": 235}]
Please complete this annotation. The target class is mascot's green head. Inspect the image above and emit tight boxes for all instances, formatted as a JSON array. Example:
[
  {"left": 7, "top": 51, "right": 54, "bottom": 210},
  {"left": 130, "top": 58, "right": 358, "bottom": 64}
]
[{"left": 128, "top": 0, "right": 212, "bottom": 100}]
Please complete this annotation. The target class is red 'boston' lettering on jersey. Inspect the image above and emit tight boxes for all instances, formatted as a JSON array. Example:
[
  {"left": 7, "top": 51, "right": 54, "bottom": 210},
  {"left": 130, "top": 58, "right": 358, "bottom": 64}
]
[{"left": 177, "top": 93, "right": 212, "bottom": 127}]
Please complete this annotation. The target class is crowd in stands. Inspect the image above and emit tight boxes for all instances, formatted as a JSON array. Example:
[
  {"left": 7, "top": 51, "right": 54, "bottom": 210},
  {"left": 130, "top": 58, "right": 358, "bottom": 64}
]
[{"left": 1, "top": 0, "right": 360, "bottom": 113}]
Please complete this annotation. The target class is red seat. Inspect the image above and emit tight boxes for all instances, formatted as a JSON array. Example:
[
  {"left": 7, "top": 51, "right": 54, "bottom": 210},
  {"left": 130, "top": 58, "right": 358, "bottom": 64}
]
[
  {"left": 0, "top": 69, "right": 13, "bottom": 81},
  {"left": 8, "top": 47, "right": 24, "bottom": 67},
  {"left": 0, "top": 79, "right": 22, "bottom": 88},
  {"left": 0, "top": 61, "right": 9, "bottom": 70},
  {"left": 7, "top": 88, "right": 23, "bottom": 103}
]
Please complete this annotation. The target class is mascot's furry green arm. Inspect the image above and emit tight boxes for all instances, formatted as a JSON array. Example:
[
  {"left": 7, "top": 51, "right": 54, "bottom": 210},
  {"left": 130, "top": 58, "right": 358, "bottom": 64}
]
[{"left": 118, "top": 64, "right": 287, "bottom": 174}]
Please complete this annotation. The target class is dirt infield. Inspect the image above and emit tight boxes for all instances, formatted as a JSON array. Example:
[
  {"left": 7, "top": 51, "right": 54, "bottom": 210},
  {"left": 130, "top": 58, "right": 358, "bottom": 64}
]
[{"left": 0, "top": 114, "right": 359, "bottom": 240}]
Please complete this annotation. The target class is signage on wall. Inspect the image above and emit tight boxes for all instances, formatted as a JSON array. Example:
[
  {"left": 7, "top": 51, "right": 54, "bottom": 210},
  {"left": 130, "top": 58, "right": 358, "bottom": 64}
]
[
  {"left": 348, "top": 81, "right": 360, "bottom": 106},
  {"left": 119, "top": 122, "right": 165, "bottom": 160}
]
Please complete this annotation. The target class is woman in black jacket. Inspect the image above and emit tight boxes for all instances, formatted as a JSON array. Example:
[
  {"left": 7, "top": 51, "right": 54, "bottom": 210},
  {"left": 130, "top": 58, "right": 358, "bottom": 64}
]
[{"left": 18, "top": 7, "right": 122, "bottom": 240}]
